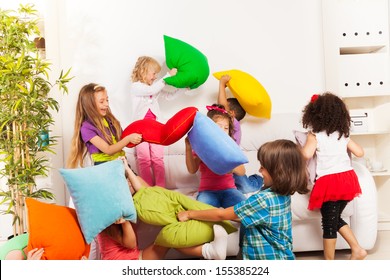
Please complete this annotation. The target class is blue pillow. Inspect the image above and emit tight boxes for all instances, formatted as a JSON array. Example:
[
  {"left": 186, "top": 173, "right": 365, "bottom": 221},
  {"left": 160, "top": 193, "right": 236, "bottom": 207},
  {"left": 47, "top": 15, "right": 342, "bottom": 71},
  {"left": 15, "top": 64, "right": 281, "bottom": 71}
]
[
  {"left": 59, "top": 160, "right": 136, "bottom": 244},
  {"left": 188, "top": 112, "right": 248, "bottom": 175}
]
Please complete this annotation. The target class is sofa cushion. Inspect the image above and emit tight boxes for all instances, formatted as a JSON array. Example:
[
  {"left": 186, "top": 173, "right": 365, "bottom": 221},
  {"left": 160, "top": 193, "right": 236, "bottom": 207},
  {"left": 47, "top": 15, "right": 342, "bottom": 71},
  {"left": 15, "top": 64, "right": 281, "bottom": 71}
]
[
  {"left": 293, "top": 130, "right": 316, "bottom": 187},
  {"left": 291, "top": 192, "right": 354, "bottom": 221}
]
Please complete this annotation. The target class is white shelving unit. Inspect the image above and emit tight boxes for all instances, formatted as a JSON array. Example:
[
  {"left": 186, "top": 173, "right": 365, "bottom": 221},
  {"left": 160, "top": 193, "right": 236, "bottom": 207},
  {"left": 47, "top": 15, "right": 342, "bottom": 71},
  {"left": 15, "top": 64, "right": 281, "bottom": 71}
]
[{"left": 322, "top": 0, "right": 390, "bottom": 230}]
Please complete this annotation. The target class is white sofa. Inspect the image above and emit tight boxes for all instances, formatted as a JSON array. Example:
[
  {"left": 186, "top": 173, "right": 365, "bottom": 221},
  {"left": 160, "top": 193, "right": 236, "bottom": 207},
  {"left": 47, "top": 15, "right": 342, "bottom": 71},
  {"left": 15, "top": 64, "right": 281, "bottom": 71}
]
[{"left": 126, "top": 112, "right": 378, "bottom": 259}]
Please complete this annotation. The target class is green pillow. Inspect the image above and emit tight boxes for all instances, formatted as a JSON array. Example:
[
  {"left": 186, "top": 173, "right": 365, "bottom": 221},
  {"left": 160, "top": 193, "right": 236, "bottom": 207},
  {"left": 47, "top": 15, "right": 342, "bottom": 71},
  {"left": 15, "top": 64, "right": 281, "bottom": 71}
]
[
  {"left": 163, "top": 35, "right": 209, "bottom": 89},
  {"left": 133, "top": 187, "right": 237, "bottom": 248},
  {"left": 60, "top": 160, "right": 137, "bottom": 244}
]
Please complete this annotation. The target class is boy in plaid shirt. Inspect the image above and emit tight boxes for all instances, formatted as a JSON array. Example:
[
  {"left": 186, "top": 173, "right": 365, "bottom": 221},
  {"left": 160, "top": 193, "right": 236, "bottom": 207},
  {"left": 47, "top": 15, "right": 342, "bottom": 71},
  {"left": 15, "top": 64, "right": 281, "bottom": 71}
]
[{"left": 178, "top": 140, "right": 309, "bottom": 260}]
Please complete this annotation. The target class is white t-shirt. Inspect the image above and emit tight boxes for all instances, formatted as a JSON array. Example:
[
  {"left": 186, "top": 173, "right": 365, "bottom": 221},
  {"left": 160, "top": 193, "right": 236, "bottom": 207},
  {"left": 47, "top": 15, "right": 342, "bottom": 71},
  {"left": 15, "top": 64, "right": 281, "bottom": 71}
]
[
  {"left": 314, "top": 131, "right": 352, "bottom": 179},
  {"left": 129, "top": 74, "right": 183, "bottom": 122}
]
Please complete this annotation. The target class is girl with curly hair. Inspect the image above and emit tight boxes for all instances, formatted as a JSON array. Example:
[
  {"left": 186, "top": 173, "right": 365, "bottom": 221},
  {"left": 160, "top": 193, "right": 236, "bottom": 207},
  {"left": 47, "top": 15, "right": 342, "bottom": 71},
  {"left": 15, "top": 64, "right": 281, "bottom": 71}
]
[{"left": 301, "top": 92, "right": 367, "bottom": 260}]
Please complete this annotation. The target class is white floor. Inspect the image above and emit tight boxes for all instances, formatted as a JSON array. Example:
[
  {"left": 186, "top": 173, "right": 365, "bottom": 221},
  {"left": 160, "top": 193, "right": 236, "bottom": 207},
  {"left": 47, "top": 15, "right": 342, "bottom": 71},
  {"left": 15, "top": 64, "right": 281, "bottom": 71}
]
[
  {"left": 1, "top": 230, "right": 389, "bottom": 260},
  {"left": 295, "top": 230, "right": 390, "bottom": 260}
]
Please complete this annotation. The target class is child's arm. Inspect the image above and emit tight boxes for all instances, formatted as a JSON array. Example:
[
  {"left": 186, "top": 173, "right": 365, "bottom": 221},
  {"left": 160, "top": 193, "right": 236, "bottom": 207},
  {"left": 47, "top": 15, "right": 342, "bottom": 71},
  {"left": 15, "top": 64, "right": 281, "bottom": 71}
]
[
  {"left": 301, "top": 132, "right": 317, "bottom": 160},
  {"left": 132, "top": 69, "right": 177, "bottom": 97},
  {"left": 161, "top": 87, "right": 190, "bottom": 101},
  {"left": 217, "top": 75, "right": 231, "bottom": 109},
  {"left": 232, "top": 164, "right": 246, "bottom": 176},
  {"left": 160, "top": 69, "right": 192, "bottom": 100},
  {"left": 131, "top": 78, "right": 167, "bottom": 97},
  {"left": 119, "top": 157, "right": 145, "bottom": 192},
  {"left": 89, "top": 133, "right": 142, "bottom": 155},
  {"left": 185, "top": 137, "right": 200, "bottom": 174},
  {"left": 136, "top": 176, "right": 150, "bottom": 188},
  {"left": 115, "top": 219, "right": 137, "bottom": 249},
  {"left": 347, "top": 138, "right": 364, "bottom": 157},
  {"left": 178, "top": 206, "right": 238, "bottom": 222}
]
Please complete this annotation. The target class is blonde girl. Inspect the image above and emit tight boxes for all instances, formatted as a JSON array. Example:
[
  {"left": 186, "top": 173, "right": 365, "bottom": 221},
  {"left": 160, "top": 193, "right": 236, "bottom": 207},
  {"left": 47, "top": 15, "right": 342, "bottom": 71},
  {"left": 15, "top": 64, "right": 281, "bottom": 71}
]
[{"left": 130, "top": 56, "right": 181, "bottom": 187}]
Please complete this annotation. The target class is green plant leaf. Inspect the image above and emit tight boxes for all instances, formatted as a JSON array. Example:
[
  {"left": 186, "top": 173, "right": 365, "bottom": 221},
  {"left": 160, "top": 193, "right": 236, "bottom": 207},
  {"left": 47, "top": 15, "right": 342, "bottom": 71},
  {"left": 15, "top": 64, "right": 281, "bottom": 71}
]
[{"left": 0, "top": 4, "right": 72, "bottom": 234}]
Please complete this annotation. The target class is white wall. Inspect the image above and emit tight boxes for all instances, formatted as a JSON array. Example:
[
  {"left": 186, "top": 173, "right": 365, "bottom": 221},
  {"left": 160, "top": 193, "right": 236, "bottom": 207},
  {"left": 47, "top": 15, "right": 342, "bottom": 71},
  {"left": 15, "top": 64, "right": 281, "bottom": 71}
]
[
  {"left": 2, "top": 0, "right": 326, "bottom": 208},
  {"left": 55, "top": 0, "right": 325, "bottom": 158}
]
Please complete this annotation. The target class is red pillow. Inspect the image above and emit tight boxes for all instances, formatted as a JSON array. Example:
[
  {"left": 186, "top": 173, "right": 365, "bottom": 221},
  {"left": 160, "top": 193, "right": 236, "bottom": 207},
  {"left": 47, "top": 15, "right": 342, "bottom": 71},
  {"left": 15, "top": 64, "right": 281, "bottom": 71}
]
[
  {"left": 26, "top": 198, "right": 90, "bottom": 260},
  {"left": 122, "top": 106, "right": 198, "bottom": 148}
]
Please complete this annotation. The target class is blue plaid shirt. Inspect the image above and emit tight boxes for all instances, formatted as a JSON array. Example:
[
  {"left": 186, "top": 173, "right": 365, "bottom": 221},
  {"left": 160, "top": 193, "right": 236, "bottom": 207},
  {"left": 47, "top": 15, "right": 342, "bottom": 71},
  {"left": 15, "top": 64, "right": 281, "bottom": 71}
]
[{"left": 234, "top": 188, "right": 294, "bottom": 260}]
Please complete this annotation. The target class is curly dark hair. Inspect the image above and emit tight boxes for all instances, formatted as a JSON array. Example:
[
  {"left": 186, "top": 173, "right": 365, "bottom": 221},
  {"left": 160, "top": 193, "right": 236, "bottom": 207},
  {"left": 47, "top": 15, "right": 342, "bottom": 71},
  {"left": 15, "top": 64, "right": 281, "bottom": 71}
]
[
  {"left": 206, "top": 103, "right": 235, "bottom": 138},
  {"left": 227, "top": 98, "right": 246, "bottom": 121},
  {"left": 301, "top": 92, "right": 351, "bottom": 139}
]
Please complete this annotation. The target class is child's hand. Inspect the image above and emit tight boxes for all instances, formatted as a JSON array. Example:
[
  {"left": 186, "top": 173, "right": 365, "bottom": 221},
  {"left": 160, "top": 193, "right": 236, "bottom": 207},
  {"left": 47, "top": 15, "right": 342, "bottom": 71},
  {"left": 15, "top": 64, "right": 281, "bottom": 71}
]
[
  {"left": 232, "top": 164, "right": 246, "bottom": 176},
  {"left": 118, "top": 156, "right": 127, "bottom": 165},
  {"left": 115, "top": 218, "right": 126, "bottom": 224},
  {"left": 184, "top": 137, "right": 191, "bottom": 148},
  {"left": 27, "top": 248, "right": 44, "bottom": 260},
  {"left": 127, "top": 133, "right": 142, "bottom": 145},
  {"left": 220, "top": 75, "right": 231, "bottom": 86},
  {"left": 169, "top": 68, "right": 178, "bottom": 76},
  {"left": 118, "top": 156, "right": 132, "bottom": 171},
  {"left": 177, "top": 211, "right": 190, "bottom": 222}
]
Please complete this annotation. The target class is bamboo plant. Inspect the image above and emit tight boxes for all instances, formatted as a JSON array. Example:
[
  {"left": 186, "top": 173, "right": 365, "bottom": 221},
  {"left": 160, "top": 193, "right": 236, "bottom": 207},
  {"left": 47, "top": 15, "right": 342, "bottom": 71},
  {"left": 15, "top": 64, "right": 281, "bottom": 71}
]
[{"left": 0, "top": 4, "right": 72, "bottom": 236}]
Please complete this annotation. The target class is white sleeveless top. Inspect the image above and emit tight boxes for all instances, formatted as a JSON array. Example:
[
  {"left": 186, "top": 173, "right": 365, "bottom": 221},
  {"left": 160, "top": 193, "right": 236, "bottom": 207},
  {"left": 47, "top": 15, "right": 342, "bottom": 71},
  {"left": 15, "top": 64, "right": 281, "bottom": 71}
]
[{"left": 314, "top": 131, "right": 352, "bottom": 179}]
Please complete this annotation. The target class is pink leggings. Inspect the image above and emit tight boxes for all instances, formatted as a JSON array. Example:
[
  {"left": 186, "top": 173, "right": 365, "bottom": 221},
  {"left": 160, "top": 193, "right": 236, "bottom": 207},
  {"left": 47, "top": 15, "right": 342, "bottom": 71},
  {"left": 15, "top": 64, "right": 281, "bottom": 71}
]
[
  {"left": 135, "top": 142, "right": 165, "bottom": 187},
  {"left": 135, "top": 109, "right": 165, "bottom": 187}
]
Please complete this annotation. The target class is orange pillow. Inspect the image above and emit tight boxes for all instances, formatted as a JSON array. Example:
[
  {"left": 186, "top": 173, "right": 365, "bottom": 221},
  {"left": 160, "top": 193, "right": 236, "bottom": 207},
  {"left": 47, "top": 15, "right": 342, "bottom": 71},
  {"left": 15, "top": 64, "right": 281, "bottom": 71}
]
[
  {"left": 26, "top": 198, "right": 90, "bottom": 260},
  {"left": 122, "top": 106, "right": 198, "bottom": 148}
]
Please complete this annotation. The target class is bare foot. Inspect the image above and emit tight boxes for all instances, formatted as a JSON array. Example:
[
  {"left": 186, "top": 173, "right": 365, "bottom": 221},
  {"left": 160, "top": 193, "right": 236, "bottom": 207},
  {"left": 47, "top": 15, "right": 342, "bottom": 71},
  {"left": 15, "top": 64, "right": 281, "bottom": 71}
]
[{"left": 350, "top": 248, "right": 367, "bottom": 260}]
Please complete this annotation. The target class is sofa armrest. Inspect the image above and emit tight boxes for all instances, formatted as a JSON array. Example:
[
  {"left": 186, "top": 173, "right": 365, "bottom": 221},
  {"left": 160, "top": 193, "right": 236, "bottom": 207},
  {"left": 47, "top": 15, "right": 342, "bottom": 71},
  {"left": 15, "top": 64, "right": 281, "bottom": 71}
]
[{"left": 350, "top": 161, "right": 378, "bottom": 250}]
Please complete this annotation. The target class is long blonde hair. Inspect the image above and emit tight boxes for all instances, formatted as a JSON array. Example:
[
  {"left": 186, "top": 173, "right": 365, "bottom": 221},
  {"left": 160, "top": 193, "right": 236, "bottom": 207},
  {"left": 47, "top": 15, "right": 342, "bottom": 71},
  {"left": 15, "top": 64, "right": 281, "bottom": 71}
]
[
  {"left": 130, "top": 56, "right": 161, "bottom": 83},
  {"left": 67, "top": 83, "right": 123, "bottom": 168}
]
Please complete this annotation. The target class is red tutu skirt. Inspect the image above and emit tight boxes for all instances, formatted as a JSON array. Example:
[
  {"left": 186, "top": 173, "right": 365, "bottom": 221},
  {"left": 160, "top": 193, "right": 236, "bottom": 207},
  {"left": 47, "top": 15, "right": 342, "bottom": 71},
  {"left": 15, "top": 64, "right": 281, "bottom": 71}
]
[{"left": 308, "top": 170, "right": 362, "bottom": 210}]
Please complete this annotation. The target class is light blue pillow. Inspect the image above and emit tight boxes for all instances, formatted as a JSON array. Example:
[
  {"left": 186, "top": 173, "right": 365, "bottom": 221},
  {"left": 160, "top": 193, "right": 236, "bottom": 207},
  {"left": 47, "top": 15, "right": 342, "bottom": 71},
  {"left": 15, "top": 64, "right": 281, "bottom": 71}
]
[
  {"left": 59, "top": 160, "right": 136, "bottom": 244},
  {"left": 188, "top": 112, "right": 248, "bottom": 175}
]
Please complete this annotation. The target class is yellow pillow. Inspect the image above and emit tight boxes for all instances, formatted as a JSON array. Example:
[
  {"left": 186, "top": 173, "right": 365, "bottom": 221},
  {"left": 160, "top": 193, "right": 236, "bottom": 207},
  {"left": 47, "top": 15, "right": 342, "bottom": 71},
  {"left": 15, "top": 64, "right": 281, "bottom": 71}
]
[{"left": 213, "top": 69, "right": 272, "bottom": 119}]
